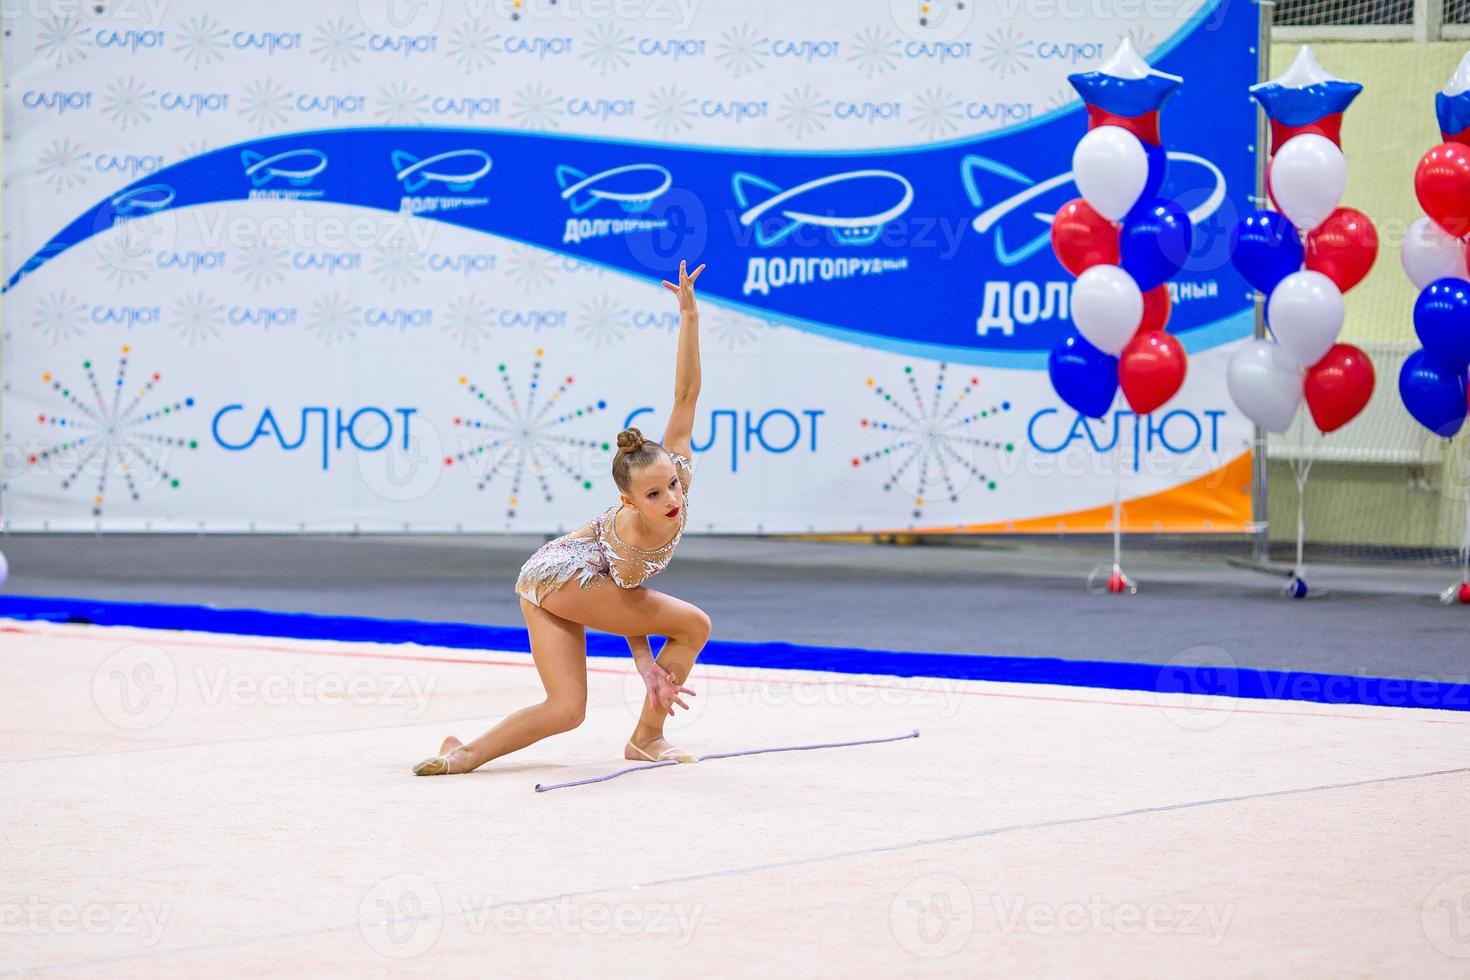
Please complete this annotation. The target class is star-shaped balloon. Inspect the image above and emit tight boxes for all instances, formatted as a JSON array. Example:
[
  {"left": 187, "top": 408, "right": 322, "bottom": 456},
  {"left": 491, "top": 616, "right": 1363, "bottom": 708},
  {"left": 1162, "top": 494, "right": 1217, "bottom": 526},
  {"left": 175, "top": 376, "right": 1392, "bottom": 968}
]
[
  {"left": 1249, "top": 45, "right": 1362, "bottom": 155},
  {"left": 1068, "top": 38, "right": 1183, "bottom": 146},
  {"left": 1436, "top": 51, "right": 1470, "bottom": 146}
]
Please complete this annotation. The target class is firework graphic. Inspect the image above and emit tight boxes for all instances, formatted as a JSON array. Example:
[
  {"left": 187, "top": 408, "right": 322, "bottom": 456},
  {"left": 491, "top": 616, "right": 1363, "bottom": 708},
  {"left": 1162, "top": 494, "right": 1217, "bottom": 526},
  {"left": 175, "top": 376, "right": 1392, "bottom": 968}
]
[
  {"left": 36, "top": 137, "right": 91, "bottom": 193},
  {"left": 505, "top": 244, "right": 559, "bottom": 292},
  {"left": 1044, "top": 88, "right": 1080, "bottom": 113},
  {"left": 96, "top": 232, "right": 154, "bottom": 289},
  {"left": 849, "top": 24, "right": 902, "bottom": 78},
  {"left": 778, "top": 85, "right": 832, "bottom": 140},
  {"left": 305, "top": 293, "right": 361, "bottom": 346},
  {"left": 32, "top": 291, "right": 89, "bottom": 346},
  {"left": 510, "top": 82, "right": 566, "bottom": 130},
  {"left": 170, "top": 291, "right": 225, "bottom": 346},
  {"left": 101, "top": 76, "right": 157, "bottom": 130},
  {"left": 239, "top": 78, "right": 294, "bottom": 132},
  {"left": 708, "top": 308, "right": 770, "bottom": 349},
  {"left": 979, "top": 26, "right": 1034, "bottom": 79},
  {"left": 908, "top": 86, "right": 964, "bottom": 140},
  {"left": 37, "top": 15, "right": 90, "bottom": 67},
  {"left": 174, "top": 139, "right": 213, "bottom": 164},
  {"left": 447, "top": 350, "right": 610, "bottom": 520},
  {"left": 26, "top": 346, "right": 198, "bottom": 518},
  {"left": 448, "top": 18, "right": 501, "bottom": 71},
  {"left": 1118, "top": 26, "right": 1158, "bottom": 55},
  {"left": 442, "top": 294, "right": 495, "bottom": 351},
  {"left": 574, "top": 295, "right": 629, "bottom": 349},
  {"left": 371, "top": 241, "right": 428, "bottom": 290},
  {"left": 715, "top": 23, "right": 769, "bottom": 78},
  {"left": 312, "top": 17, "right": 367, "bottom": 71},
  {"left": 375, "top": 80, "right": 430, "bottom": 126},
  {"left": 175, "top": 14, "right": 229, "bottom": 68},
  {"left": 582, "top": 23, "right": 634, "bottom": 75},
  {"left": 233, "top": 238, "right": 291, "bottom": 290},
  {"left": 644, "top": 84, "right": 699, "bottom": 138},
  {"left": 851, "top": 364, "right": 1014, "bottom": 522}
]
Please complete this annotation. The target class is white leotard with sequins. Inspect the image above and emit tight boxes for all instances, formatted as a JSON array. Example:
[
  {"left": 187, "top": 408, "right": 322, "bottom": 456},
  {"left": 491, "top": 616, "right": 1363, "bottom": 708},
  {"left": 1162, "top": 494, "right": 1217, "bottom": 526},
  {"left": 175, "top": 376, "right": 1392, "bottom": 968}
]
[{"left": 514, "top": 451, "right": 694, "bottom": 607}]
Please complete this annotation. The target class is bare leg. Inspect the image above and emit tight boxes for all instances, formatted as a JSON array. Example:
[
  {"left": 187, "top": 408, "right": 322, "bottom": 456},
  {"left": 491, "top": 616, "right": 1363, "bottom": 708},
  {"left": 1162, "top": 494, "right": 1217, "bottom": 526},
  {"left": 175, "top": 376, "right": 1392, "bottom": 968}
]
[
  {"left": 413, "top": 597, "right": 588, "bottom": 774},
  {"left": 541, "top": 581, "right": 711, "bottom": 760}
]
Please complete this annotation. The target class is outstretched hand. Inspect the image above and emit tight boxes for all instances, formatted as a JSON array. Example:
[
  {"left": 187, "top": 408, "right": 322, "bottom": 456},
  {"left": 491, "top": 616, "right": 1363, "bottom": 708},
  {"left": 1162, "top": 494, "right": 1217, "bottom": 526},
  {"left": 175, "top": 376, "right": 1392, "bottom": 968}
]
[
  {"left": 661, "top": 259, "right": 706, "bottom": 314},
  {"left": 640, "top": 662, "right": 696, "bottom": 716}
]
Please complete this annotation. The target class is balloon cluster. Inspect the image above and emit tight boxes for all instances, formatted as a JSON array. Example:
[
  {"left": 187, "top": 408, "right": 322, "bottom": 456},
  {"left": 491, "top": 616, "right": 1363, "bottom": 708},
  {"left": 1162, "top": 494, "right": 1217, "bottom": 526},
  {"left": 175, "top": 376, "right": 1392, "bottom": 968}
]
[
  {"left": 1047, "top": 40, "right": 1192, "bottom": 420},
  {"left": 1402, "top": 54, "right": 1470, "bottom": 438},
  {"left": 1228, "top": 47, "right": 1377, "bottom": 436}
]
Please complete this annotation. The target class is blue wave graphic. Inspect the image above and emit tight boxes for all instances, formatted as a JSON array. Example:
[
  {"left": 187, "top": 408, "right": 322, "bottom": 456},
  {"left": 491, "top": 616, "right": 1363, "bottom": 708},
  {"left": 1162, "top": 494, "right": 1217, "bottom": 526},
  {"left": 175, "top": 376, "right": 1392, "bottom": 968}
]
[{"left": 7, "top": 0, "right": 1256, "bottom": 360}]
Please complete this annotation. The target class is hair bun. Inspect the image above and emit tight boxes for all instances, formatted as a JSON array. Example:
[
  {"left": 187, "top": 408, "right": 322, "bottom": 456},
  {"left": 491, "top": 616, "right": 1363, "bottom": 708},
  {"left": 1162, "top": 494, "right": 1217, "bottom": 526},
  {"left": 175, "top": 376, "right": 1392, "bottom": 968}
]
[{"left": 616, "top": 427, "right": 645, "bottom": 453}]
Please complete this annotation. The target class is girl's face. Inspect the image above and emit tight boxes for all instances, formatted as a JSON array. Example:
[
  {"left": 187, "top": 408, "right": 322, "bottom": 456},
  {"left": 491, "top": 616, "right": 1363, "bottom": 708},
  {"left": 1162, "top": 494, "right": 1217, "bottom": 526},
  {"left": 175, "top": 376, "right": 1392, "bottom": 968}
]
[{"left": 620, "top": 453, "right": 684, "bottom": 527}]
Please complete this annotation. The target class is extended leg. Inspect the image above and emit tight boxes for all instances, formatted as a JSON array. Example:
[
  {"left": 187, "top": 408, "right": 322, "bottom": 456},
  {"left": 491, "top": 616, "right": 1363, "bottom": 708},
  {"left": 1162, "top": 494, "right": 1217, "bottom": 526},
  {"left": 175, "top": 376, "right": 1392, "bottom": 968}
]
[{"left": 413, "top": 597, "right": 588, "bottom": 774}]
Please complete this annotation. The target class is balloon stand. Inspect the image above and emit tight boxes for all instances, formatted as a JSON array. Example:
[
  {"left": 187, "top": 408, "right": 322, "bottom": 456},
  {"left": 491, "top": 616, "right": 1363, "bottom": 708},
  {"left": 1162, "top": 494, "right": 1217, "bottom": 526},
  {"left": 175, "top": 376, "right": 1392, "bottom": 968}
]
[
  {"left": 1284, "top": 419, "right": 1325, "bottom": 599},
  {"left": 1438, "top": 443, "right": 1470, "bottom": 605},
  {"left": 1088, "top": 449, "right": 1138, "bottom": 596}
]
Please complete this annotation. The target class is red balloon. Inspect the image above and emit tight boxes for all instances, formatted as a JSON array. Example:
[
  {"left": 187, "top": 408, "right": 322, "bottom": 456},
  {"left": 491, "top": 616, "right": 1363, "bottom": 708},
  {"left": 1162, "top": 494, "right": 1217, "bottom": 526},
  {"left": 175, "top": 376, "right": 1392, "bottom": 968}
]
[
  {"left": 1303, "top": 343, "right": 1375, "bottom": 433},
  {"left": 1119, "top": 331, "right": 1187, "bottom": 415},
  {"left": 1051, "top": 197, "right": 1119, "bottom": 276},
  {"left": 1416, "top": 143, "right": 1470, "bottom": 239},
  {"left": 1138, "top": 284, "right": 1172, "bottom": 332},
  {"left": 1305, "top": 207, "right": 1378, "bottom": 293}
]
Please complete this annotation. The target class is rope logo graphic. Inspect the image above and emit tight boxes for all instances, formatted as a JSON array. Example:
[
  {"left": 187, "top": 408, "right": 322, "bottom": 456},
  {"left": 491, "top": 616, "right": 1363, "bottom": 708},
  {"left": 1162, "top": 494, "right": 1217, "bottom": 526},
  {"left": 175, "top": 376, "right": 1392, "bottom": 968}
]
[
  {"left": 241, "top": 148, "right": 329, "bottom": 187},
  {"left": 392, "top": 148, "right": 492, "bottom": 193},
  {"left": 733, "top": 169, "right": 914, "bottom": 248},
  {"left": 110, "top": 183, "right": 176, "bottom": 215},
  {"left": 556, "top": 163, "right": 672, "bottom": 214},
  {"left": 961, "top": 152, "right": 1226, "bottom": 267}
]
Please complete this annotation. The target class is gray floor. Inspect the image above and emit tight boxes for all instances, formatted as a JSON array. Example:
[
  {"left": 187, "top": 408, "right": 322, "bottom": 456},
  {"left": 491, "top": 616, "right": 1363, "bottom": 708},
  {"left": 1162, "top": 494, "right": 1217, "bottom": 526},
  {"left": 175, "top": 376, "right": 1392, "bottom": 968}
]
[{"left": 2, "top": 532, "right": 1466, "bottom": 682}]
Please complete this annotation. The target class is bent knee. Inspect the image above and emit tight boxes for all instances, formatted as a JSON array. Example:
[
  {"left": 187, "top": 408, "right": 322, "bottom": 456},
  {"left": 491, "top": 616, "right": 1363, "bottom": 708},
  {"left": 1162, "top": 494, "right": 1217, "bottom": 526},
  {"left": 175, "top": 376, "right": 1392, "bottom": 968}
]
[
  {"left": 678, "top": 607, "right": 712, "bottom": 645},
  {"left": 544, "top": 700, "right": 586, "bottom": 733}
]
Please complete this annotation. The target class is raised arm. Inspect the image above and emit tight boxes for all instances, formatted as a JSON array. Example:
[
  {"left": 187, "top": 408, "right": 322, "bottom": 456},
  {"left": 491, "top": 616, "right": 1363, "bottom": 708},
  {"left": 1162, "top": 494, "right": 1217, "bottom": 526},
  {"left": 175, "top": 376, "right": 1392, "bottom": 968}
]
[{"left": 659, "top": 260, "right": 704, "bottom": 459}]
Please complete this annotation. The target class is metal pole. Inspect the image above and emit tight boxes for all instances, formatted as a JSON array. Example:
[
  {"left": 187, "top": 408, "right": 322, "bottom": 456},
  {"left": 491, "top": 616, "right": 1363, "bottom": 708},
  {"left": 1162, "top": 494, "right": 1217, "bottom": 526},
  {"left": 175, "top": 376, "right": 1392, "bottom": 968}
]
[{"left": 1250, "top": 0, "right": 1274, "bottom": 565}]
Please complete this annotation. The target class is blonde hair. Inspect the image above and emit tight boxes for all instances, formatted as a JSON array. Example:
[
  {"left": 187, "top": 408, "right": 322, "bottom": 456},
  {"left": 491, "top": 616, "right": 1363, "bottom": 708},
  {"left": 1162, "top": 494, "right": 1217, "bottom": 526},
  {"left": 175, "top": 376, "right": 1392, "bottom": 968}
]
[{"left": 612, "top": 426, "right": 667, "bottom": 493}]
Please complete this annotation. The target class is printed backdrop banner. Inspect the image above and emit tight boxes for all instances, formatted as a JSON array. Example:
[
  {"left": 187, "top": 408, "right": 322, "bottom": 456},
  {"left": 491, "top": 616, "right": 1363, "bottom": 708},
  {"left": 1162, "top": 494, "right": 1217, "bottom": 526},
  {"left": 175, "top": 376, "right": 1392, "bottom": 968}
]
[{"left": 2, "top": 0, "right": 1258, "bottom": 533}]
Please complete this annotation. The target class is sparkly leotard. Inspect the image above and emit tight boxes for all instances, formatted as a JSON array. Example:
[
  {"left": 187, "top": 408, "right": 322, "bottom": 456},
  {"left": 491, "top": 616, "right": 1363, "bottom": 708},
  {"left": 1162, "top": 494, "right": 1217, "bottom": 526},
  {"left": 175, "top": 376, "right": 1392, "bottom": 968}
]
[{"left": 514, "top": 451, "right": 694, "bottom": 607}]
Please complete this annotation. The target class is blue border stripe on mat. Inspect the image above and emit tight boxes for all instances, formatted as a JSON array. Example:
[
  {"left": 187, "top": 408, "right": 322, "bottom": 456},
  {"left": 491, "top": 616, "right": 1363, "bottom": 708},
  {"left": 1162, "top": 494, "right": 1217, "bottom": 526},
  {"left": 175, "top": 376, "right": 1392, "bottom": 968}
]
[{"left": 1, "top": 594, "right": 1466, "bottom": 712}]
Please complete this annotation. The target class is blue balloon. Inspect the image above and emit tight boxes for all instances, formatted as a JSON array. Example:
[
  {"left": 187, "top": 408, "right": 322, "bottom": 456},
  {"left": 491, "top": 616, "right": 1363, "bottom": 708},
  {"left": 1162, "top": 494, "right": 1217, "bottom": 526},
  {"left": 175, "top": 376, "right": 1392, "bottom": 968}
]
[
  {"left": 1414, "top": 277, "right": 1470, "bottom": 370},
  {"left": 1120, "top": 198, "right": 1192, "bottom": 292},
  {"left": 1231, "top": 209, "right": 1304, "bottom": 296},
  {"left": 1134, "top": 142, "right": 1167, "bottom": 215},
  {"left": 1048, "top": 333, "right": 1119, "bottom": 419},
  {"left": 1399, "top": 348, "right": 1468, "bottom": 438}
]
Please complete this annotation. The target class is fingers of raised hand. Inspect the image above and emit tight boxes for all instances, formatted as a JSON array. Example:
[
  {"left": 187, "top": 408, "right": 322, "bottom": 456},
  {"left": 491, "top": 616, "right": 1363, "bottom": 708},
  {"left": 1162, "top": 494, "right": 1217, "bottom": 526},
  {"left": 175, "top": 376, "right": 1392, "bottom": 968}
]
[
  {"left": 688, "top": 263, "right": 706, "bottom": 285},
  {"left": 661, "top": 280, "right": 678, "bottom": 293}
]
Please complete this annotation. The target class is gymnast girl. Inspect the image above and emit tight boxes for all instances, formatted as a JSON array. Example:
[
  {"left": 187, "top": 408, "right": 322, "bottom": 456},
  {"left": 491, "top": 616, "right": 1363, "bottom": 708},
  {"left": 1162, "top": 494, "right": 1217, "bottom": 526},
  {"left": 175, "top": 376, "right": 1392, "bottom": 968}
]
[{"left": 413, "top": 260, "right": 712, "bottom": 775}]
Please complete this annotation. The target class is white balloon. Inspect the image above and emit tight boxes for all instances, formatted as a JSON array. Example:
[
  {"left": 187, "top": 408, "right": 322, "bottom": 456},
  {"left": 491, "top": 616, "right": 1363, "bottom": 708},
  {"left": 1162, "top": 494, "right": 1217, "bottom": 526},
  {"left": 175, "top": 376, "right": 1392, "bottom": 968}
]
[
  {"left": 1267, "top": 270, "right": 1345, "bottom": 367},
  {"left": 1269, "top": 133, "right": 1346, "bottom": 232},
  {"left": 1227, "top": 339, "right": 1303, "bottom": 433},
  {"left": 0, "top": 549, "right": 7, "bottom": 590},
  {"left": 1401, "top": 214, "right": 1467, "bottom": 290},
  {"left": 1071, "top": 264, "right": 1144, "bottom": 355},
  {"left": 1071, "top": 125, "right": 1148, "bottom": 222}
]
